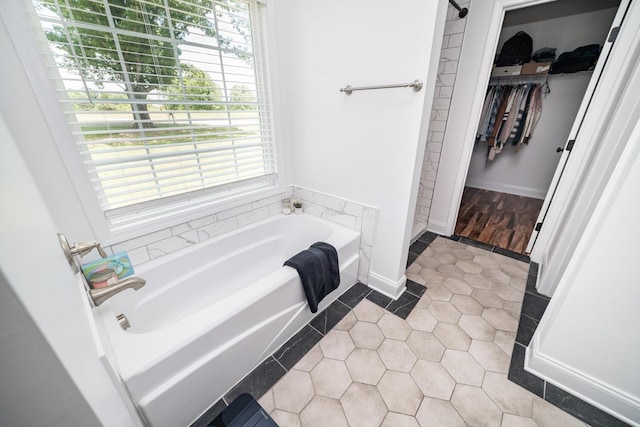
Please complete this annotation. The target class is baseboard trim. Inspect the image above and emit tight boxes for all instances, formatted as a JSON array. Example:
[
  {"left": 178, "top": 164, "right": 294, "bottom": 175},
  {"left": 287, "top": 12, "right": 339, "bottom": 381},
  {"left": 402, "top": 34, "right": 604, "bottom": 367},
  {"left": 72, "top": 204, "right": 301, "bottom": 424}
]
[
  {"left": 411, "top": 222, "right": 427, "bottom": 242},
  {"left": 367, "top": 272, "right": 406, "bottom": 300},
  {"left": 526, "top": 337, "right": 640, "bottom": 426},
  {"left": 465, "top": 181, "right": 546, "bottom": 200},
  {"left": 426, "top": 219, "right": 450, "bottom": 236}
]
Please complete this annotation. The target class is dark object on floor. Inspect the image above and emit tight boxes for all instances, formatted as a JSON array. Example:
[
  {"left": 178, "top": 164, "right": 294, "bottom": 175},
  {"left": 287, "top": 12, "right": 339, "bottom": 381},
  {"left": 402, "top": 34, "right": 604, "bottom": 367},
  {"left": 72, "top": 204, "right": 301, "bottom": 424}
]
[
  {"left": 211, "top": 394, "right": 278, "bottom": 427},
  {"left": 551, "top": 44, "right": 600, "bottom": 74},
  {"left": 497, "top": 31, "right": 533, "bottom": 66},
  {"left": 284, "top": 242, "right": 340, "bottom": 313}
]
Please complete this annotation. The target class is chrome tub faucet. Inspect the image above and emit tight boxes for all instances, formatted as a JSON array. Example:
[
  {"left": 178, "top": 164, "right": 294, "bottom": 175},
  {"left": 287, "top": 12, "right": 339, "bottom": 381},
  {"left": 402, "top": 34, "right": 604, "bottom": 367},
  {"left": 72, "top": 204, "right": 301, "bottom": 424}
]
[
  {"left": 57, "top": 233, "right": 147, "bottom": 306},
  {"left": 90, "top": 276, "right": 146, "bottom": 306}
]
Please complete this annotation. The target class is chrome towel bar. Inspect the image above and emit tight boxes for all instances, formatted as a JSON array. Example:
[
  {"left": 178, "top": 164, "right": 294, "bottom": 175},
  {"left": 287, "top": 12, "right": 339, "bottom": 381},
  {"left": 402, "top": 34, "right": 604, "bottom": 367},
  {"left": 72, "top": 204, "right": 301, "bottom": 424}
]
[{"left": 340, "top": 79, "right": 423, "bottom": 95}]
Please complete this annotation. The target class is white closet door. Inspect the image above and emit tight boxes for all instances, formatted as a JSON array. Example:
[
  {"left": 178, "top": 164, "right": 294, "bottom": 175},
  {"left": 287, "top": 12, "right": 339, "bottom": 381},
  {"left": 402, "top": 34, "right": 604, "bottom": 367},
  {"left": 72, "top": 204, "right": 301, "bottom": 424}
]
[{"left": 525, "top": 0, "right": 632, "bottom": 256}]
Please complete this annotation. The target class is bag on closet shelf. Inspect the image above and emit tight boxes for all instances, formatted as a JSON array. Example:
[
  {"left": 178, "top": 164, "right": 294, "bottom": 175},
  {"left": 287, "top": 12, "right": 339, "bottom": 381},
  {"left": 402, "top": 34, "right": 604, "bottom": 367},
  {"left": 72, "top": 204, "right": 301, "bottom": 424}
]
[
  {"left": 531, "top": 47, "right": 556, "bottom": 62},
  {"left": 497, "top": 31, "right": 533, "bottom": 66},
  {"left": 550, "top": 44, "right": 601, "bottom": 74}
]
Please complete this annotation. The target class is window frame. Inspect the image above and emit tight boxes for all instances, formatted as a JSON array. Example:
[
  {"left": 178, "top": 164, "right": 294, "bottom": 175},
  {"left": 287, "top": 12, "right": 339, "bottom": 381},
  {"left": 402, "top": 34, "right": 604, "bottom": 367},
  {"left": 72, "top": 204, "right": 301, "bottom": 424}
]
[{"left": 25, "top": 0, "right": 283, "bottom": 244}]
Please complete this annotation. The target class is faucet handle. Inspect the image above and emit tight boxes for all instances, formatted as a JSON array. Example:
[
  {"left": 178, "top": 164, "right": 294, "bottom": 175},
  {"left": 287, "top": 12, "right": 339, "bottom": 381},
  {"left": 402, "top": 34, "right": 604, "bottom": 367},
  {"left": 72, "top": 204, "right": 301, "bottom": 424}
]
[
  {"left": 73, "top": 241, "right": 108, "bottom": 258},
  {"left": 57, "top": 233, "right": 108, "bottom": 274},
  {"left": 97, "top": 244, "right": 107, "bottom": 258}
]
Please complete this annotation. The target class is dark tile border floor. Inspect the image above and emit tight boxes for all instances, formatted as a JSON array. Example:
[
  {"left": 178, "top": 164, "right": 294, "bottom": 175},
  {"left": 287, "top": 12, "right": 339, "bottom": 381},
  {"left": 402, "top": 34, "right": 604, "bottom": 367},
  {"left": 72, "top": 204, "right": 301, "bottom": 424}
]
[
  {"left": 408, "top": 231, "right": 530, "bottom": 265},
  {"left": 194, "top": 232, "right": 629, "bottom": 427},
  {"left": 407, "top": 230, "right": 438, "bottom": 267},
  {"left": 450, "top": 235, "right": 531, "bottom": 263},
  {"left": 509, "top": 262, "right": 630, "bottom": 427}
]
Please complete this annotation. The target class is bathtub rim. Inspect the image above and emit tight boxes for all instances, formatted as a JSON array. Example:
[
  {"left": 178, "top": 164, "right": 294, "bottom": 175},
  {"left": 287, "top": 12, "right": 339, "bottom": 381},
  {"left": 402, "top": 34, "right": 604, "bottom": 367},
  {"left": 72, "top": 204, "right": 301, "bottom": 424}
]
[
  {"left": 133, "top": 212, "right": 355, "bottom": 276},
  {"left": 92, "top": 212, "right": 361, "bottom": 380}
]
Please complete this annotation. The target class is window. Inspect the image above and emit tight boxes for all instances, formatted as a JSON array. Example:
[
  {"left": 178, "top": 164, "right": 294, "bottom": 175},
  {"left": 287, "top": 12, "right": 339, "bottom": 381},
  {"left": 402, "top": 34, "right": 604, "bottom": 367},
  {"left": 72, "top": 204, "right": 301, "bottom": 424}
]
[{"left": 33, "top": 0, "right": 276, "bottom": 225}]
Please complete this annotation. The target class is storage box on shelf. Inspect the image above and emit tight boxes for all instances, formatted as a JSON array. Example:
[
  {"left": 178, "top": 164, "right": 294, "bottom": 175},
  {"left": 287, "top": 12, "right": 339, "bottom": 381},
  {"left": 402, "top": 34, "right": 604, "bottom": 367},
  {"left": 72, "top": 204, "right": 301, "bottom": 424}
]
[{"left": 521, "top": 61, "right": 552, "bottom": 75}]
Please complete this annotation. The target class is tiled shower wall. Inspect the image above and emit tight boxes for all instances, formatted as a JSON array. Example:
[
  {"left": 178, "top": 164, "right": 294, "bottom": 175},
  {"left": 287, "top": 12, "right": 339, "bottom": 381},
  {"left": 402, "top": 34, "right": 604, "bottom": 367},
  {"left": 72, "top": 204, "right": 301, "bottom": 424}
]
[
  {"left": 105, "top": 189, "right": 292, "bottom": 265},
  {"left": 414, "top": 1, "right": 471, "bottom": 226},
  {"left": 104, "top": 186, "right": 377, "bottom": 284}
]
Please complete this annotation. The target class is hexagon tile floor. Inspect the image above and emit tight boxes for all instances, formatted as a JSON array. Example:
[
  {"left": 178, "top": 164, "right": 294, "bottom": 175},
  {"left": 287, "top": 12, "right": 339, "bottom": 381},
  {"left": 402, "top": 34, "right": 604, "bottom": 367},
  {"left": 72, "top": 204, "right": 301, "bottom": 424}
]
[{"left": 256, "top": 237, "right": 588, "bottom": 427}]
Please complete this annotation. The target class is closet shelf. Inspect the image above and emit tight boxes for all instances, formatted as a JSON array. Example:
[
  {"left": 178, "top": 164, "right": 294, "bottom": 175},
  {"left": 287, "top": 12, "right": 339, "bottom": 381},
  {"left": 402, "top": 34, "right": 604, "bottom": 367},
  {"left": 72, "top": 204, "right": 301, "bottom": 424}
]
[{"left": 489, "top": 70, "right": 594, "bottom": 84}]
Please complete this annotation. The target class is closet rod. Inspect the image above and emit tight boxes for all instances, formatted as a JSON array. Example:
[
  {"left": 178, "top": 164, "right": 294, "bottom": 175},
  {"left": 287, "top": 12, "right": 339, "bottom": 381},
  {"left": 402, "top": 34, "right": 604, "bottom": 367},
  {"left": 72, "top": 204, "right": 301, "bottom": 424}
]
[
  {"left": 489, "top": 73, "right": 551, "bottom": 95},
  {"left": 448, "top": 0, "right": 468, "bottom": 18}
]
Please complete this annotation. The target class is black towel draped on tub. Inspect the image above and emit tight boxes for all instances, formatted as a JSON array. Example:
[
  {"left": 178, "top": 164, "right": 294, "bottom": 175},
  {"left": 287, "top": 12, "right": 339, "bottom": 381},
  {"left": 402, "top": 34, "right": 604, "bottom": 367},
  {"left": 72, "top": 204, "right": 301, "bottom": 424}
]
[{"left": 284, "top": 242, "right": 340, "bottom": 313}]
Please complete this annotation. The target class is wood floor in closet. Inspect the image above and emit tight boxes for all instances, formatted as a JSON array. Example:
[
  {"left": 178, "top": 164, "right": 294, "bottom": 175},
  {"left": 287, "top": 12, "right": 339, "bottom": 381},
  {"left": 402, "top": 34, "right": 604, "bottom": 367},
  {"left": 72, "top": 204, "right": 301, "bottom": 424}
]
[{"left": 455, "top": 187, "right": 544, "bottom": 254}]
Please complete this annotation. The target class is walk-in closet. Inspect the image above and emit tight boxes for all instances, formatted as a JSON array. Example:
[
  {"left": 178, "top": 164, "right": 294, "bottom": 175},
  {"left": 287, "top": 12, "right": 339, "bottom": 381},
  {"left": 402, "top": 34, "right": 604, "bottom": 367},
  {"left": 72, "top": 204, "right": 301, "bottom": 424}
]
[{"left": 455, "top": 0, "right": 621, "bottom": 254}]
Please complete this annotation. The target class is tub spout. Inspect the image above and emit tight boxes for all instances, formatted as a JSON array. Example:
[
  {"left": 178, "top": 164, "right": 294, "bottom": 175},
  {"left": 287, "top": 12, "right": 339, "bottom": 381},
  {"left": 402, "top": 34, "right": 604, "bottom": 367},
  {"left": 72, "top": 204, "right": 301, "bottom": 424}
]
[{"left": 90, "top": 277, "right": 146, "bottom": 306}]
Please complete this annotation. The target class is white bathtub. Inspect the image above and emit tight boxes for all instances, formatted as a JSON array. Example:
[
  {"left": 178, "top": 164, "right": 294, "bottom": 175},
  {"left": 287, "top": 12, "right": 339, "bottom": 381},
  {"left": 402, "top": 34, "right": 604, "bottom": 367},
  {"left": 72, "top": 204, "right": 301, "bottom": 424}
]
[{"left": 94, "top": 213, "right": 360, "bottom": 427}]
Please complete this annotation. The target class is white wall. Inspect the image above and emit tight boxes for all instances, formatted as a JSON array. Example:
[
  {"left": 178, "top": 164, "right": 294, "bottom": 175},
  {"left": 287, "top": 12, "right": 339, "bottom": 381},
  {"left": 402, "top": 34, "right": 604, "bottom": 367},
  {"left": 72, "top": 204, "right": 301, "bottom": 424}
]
[
  {"left": 0, "top": 2, "right": 95, "bottom": 240},
  {"left": 0, "top": 271, "right": 101, "bottom": 427},
  {"left": 527, "top": 117, "right": 640, "bottom": 425},
  {"left": 0, "top": 115, "right": 140, "bottom": 426},
  {"left": 274, "top": 0, "right": 447, "bottom": 296},
  {"left": 465, "top": 73, "right": 591, "bottom": 198},
  {"left": 0, "top": 7, "right": 140, "bottom": 424}
]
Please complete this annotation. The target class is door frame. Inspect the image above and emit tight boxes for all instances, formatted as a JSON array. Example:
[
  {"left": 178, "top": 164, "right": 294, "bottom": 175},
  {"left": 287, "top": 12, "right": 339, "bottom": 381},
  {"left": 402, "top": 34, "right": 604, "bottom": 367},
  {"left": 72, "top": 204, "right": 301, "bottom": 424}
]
[
  {"left": 428, "top": 0, "right": 560, "bottom": 238},
  {"left": 532, "top": 0, "right": 640, "bottom": 295},
  {"left": 525, "top": 0, "right": 632, "bottom": 254},
  {"left": 429, "top": 0, "right": 637, "bottom": 293}
]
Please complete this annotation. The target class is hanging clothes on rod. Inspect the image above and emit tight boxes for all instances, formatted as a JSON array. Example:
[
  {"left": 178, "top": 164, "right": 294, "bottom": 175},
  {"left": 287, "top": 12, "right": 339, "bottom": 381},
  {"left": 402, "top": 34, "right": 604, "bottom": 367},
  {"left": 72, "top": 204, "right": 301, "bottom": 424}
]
[{"left": 476, "top": 82, "right": 543, "bottom": 161}]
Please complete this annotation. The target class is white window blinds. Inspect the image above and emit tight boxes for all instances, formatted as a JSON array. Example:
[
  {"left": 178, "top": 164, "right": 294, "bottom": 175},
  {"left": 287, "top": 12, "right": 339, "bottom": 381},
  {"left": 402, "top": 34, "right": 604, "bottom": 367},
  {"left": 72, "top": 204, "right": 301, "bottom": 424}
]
[{"left": 33, "top": 0, "right": 276, "bottom": 216}]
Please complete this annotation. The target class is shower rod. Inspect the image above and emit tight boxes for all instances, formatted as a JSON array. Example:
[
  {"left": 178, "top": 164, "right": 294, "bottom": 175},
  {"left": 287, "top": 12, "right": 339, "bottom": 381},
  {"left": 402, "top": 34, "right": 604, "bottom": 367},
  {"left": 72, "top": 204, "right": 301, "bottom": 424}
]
[{"left": 448, "top": 0, "right": 469, "bottom": 18}]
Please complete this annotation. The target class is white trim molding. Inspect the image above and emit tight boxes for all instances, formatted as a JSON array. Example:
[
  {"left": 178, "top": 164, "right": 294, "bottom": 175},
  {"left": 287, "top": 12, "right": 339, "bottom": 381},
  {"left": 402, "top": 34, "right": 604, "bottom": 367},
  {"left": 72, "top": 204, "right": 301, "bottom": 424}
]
[
  {"left": 463, "top": 180, "right": 547, "bottom": 200},
  {"left": 526, "top": 106, "right": 640, "bottom": 426},
  {"left": 367, "top": 272, "right": 407, "bottom": 300},
  {"left": 526, "top": 337, "right": 640, "bottom": 426},
  {"left": 429, "top": 0, "right": 528, "bottom": 237},
  {"left": 533, "top": 0, "right": 640, "bottom": 295},
  {"left": 426, "top": 218, "right": 450, "bottom": 236}
]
